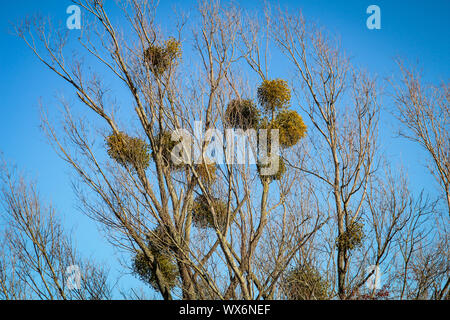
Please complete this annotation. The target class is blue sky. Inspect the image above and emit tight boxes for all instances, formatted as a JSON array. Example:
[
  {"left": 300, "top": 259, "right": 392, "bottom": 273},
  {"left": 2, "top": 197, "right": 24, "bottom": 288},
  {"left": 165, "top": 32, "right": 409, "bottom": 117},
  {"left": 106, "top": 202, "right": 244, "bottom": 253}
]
[{"left": 0, "top": 0, "right": 448, "bottom": 298}]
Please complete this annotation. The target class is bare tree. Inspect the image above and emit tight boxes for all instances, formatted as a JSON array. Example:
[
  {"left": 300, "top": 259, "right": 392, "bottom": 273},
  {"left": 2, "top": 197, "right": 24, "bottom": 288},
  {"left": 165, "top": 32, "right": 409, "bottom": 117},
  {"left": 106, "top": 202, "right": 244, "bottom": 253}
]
[
  {"left": 12, "top": 0, "right": 327, "bottom": 300},
  {"left": 392, "top": 61, "right": 449, "bottom": 217},
  {"left": 9, "top": 0, "right": 447, "bottom": 301},
  {"left": 271, "top": 9, "right": 380, "bottom": 299},
  {"left": 0, "top": 160, "right": 111, "bottom": 300}
]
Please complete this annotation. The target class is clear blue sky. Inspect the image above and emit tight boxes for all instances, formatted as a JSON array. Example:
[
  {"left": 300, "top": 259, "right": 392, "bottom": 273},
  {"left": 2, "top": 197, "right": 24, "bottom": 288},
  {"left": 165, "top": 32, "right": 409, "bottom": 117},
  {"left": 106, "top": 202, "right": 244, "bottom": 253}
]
[{"left": 0, "top": 0, "right": 448, "bottom": 298}]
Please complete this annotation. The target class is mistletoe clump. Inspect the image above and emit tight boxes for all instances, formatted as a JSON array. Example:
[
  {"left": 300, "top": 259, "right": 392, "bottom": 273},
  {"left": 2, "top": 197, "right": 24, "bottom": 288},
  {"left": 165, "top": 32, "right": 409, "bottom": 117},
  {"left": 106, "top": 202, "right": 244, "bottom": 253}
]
[
  {"left": 336, "top": 221, "right": 365, "bottom": 250},
  {"left": 257, "top": 79, "right": 291, "bottom": 113},
  {"left": 133, "top": 250, "right": 178, "bottom": 291},
  {"left": 273, "top": 110, "right": 307, "bottom": 148},
  {"left": 224, "top": 99, "right": 260, "bottom": 130},
  {"left": 191, "top": 194, "right": 228, "bottom": 230},
  {"left": 254, "top": 79, "right": 306, "bottom": 182},
  {"left": 146, "top": 224, "right": 173, "bottom": 254},
  {"left": 194, "top": 161, "right": 217, "bottom": 185},
  {"left": 257, "top": 155, "right": 287, "bottom": 181},
  {"left": 283, "top": 264, "right": 330, "bottom": 300},
  {"left": 144, "top": 38, "right": 182, "bottom": 75},
  {"left": 132, "top": 225, "right": 178, "bottom": 291},
  {"left": 106, "top": 131, "right": 150, "bottom": 170},
  {"left": 256, "top": 120, "right": 286, "bottom": 181},
  {"left": 151, "top": 131, "right": 185, "bottom": 171}
]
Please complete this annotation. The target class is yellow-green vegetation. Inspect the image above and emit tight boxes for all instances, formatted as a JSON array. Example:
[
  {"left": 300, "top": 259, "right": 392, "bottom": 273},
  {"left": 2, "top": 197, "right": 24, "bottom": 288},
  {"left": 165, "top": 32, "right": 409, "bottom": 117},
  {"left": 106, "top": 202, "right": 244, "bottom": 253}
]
[
  {"left": 146, "top": 224, "right": 172, "bottom": 253},
  {"left": 221, "top": 79, "right": 305, "bottom": 184},
  {"left": 192, "top": 194, "right": 228, "bottom": 230},
  {"left": 336, "top": 221, "right": 365, "bottom": 250},
  {"left": 151, "top": 131, "right": 184, "bottom": 171},
  {"left": 257, "top": 155, "right": 287, "bottom": 181},
  {"left": 224, "top": 99, "right": 260, "bottom": 129},
  {"left": 257, "top": 79, "right": 291, "bottom": 113},
  {"left": 194, "top": 162, "right": 217, "bottom": 185},
  {"left": 144, "top": 38, "right": 182, "bottom": 75},
  {"left": 106, "top": 131, "right": 150, "bottom": 169},
  {"left": 254, "top": 86, "right": 306, "bottom": 181},
  {"left": 252, "top": 79, "right": 306, "bottom": 182},
  {"left": 256, "top": 117, "right": 280, "bottom": 152},
  {"left": 283, "top": 264, "right": 330, "bottom": 300},
  {"left": 273, "top": 110, "right": 307, "bottom": 148},
  {"left": 133, "top": 250, "right": 178, "bottom": 291},
  {"left": 165, "top": 38, "right": 182, "bottom": 58},
  {"left": 132, "top": 225, "right": 178, "bottom": 291}
]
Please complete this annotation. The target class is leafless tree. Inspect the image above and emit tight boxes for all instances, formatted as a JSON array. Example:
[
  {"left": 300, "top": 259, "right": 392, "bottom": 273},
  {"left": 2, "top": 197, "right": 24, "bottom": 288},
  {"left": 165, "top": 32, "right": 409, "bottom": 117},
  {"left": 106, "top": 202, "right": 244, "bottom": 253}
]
[
  {"left": 9, "top": 0, "right": 448, "bottom": 300},
  {"left": 392, "top": 61, "right": 449, "bottom": 217},
  {"left": 271, "top": 8, "right": 381, "bottom": 299},
  {"left": 0, "top": 160, "right": 111, "bottom": 300},
  {"left": 12, "top": 0, "right": 327, "bottom": 300}
]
